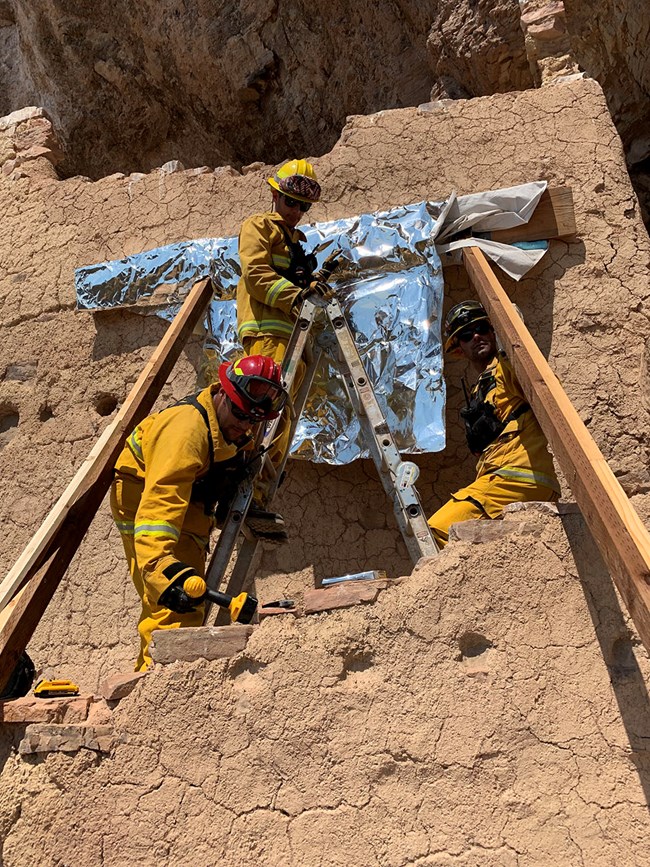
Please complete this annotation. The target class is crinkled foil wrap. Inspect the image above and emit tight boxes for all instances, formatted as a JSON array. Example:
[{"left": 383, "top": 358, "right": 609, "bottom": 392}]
[{"left": 76, "top": 201, "right": 446, "bottom": 463}]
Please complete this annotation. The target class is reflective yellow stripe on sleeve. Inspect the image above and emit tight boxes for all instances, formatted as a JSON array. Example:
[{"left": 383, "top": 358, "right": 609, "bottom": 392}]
[
  {"left": 126, "top": 428, "right": 143, "bottom": 461},
  {"left": 272, "top": 254, "right": 291, "bottom": 269},
  {"left": 115, "top": 519, "right": 135, "bottom": 535},
  {"left": 265, "top": 276, "right": 294, "bottom": 307}
]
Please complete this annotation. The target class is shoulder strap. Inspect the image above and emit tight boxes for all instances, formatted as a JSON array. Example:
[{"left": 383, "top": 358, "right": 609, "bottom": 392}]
[
  {"left": 506, "top": 402, "right": 530, "bottom": 423},
  {"left": 173, "top": 393, "right": 214, "bottom": 466},
  {"left": 474, "top": 372, "right": 497, "bottom": 403}
]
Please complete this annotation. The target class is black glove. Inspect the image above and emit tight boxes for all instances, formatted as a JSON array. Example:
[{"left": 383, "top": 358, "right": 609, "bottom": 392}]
[
  {"left": 158, "top": 580, "right": 199, "bottom": 614},
  {"left": 314, "top": 251, "right": 343, "bottom": 282},
  {"left": 309, "top": 279, "right": 332, "bottom": 297},
  {"left": 159, "top": 564, "right": 204, "bottom": 613}
]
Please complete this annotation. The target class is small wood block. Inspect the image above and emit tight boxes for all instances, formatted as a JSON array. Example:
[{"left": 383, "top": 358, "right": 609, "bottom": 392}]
[
  {"left": 150, "top": 624, "right": 255, "bottom": 665},
  {"left": 99, "top": 671, "right": 148, "bottom": 702},
  {"left": 485, "top": 187, "right": 576, "bottom": 244},
  {"left": 304, "top": 579, "right": 390, "bottom": 615}
]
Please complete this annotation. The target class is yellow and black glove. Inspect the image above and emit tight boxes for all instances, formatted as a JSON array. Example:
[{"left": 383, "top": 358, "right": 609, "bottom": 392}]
[
  {"left": 291, "top": 280, "right": 333, "bottom": 311},
  {"left": 158, "top": 565, "right": 258, "bottom": 623},
  {"left": 158, "top": 563, "right": 205, "bottom": 613}
]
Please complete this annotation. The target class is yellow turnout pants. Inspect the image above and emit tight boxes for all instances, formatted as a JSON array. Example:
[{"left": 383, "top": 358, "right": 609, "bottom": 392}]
[
  {"left": 110, "top": 479, "right": 206, "bottom": 672},
  {"left": 242, "top": 335, "right": 306, "bottom": 502},
  {"left": 428, "top": 473, "right": 559, "bottom": 549}
]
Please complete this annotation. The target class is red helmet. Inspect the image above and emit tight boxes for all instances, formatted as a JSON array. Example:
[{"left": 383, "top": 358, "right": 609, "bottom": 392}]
[{"left": 218, "top": 355, "right": 287, "bottom": 420}]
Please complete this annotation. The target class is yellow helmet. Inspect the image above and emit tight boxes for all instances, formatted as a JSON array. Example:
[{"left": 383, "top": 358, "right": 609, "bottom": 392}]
[{"left": 268, "top": 159, "right": 321, "bottom": 204}]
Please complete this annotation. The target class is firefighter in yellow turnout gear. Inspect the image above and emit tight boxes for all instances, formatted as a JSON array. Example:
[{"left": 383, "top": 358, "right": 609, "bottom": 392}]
[
  {"left": 428, "top": 302, "right": 560, "bottom": 547},
  {"left": 111, "top": 356, "right": 287, "bottom": 670},
  {"left": 237, "top": 159, "right": 328, "bottom": 524}
]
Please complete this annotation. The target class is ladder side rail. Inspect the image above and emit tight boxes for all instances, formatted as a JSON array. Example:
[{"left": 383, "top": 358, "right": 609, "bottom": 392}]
[
  {"left": 0, "top": 277, "right": 214, "bottom": 690},
  {"left": 280, "top": 298, "right": 320, "bottom": 397},
  {"left": 463, "top": 246, "right": 650, "bottom": 653},
  {"left": 326, "top": 299, "right": 439, "bottom": 563},
  {"left": 210, "top": 345, "right": 324, "bottom": 625},
  {"left": 334, "top": 357, "right": 438, "bottom": 564},
  {"left": 203, "top": 299, "right": 321, "bottom": 621},
  {"left": 0, "top": 528, "right": 87, "bottom": 693}
]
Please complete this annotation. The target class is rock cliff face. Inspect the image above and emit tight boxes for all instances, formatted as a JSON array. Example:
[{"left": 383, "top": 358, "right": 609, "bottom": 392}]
[
  {"left": 427, "top": 0, "right": 533, "bottom": 99},
  {"left": 564, "top": 0, "right": 649, "bottom": 158},
  {"left": 1, "top": 0, "right": 648, "bottom": 229},
  {"left": 0, "top": 0, "right": 537, "bottom": 180},
  {"left": 2, "top": 0, "right": 442, "bottom": 178},
  {"left": 563, "top": 0, "right": 650, "bottom": 221}
]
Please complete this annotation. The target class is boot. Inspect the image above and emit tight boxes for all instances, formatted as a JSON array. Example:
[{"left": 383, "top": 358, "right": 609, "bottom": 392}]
[{"left": 245, "top": 508, "right": 289, "bottom": 544}]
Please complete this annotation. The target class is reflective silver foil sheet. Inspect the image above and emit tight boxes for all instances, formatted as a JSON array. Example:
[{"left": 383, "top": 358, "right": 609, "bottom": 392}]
[{"left": 75, "top": 201, "right": 446, "bottom": 463}]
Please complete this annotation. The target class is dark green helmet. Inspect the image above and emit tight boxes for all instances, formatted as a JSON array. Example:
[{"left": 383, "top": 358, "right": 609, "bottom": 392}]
[{"left": 444, "top": 301, "right": 490, "bottom": 353}]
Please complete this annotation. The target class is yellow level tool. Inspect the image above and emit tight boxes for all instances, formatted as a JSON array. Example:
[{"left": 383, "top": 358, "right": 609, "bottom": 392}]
[{"left": 34, "top": 678, "right": 80, "bottom": 698}]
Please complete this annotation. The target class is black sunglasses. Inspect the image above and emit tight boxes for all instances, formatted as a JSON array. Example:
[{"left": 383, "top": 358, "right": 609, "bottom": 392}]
[
  {"left": 458, "top": 320, "right": 491, "bottom": 343},
  {"left": 228, "top": 398, "right": 259, "bottom": 424},
  {"left": 282, "top": 193, "right": 311, "bottom": 213}
]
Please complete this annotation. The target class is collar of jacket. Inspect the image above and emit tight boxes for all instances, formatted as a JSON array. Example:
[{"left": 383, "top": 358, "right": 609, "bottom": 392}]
[
  {"left": 475, "top": 352, "right": 500, "bottom": 384},
  {"left": 265, "top": 209, "right": 307, "bottom": 243}
]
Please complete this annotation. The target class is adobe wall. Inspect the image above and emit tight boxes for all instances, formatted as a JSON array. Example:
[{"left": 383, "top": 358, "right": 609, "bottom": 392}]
[{"left": 0, "top": 76, "right": 649, "bottom": 688}]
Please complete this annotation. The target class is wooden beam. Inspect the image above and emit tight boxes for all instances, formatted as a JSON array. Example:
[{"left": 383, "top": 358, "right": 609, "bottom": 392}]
[
  {"left": 476, "top": 187, "right": 576, "bottom": 244},
  {"left": 0, "top": 277, "right": 213, "bottom": 692},
  {"left": 462, "top": 247, "right": 650, "bottom": 652}
]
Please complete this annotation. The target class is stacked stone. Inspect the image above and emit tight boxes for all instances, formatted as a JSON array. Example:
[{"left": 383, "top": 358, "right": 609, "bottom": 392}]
[
  {"left": 0, "top": 106, "right": 63, "bottom": 180},
  {"left": 519, "top": 1, "right": 581, "bottom": 84}
]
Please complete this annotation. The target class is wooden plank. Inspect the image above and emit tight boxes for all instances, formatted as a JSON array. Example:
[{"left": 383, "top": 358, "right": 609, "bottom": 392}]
[
  {"left": 462, "top": 247, "right": 650, "bottom": 652},
  {"left": 0, "top": 536, "right": 80, "bottom": 693},
  {"left": 0, "top": 278, "right": 213, "bottom": 614},
  {"left": 477, "top": 187, "right": 576, "bottom": 244},
  {"left": 0, "top": 278, "right": 213, "bottom": 692}
]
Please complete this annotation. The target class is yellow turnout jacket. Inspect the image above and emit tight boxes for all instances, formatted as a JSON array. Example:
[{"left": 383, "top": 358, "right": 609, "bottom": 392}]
[
  {"left": 236, "top": 211, "right": 305, "bottom": 341},
  {"left": 112, "top": 384, "right": 242, "bottom": 600},
  {"left": 473, "top": 353, "right": 560, "bottom": 492}
]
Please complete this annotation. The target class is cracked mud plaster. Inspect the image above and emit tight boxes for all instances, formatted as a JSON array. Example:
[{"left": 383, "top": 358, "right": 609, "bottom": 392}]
[
  {"left": 1, "top": 78, "right": 650, "bottom": 861},
  {"left": 2, "top": 512, "right": 650, "bottom": 866}
]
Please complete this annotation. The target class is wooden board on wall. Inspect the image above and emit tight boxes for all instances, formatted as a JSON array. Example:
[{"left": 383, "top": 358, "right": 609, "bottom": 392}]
[
  {"left": 463, "top": 246, "right": 650, "bottom": 654},
  {"left": 0, "top": 278, "right": 214, "bottom": 693}
]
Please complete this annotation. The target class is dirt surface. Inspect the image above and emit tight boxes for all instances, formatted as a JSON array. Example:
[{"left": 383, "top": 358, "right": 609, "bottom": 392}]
[
  {"left": 2, "top": 508, "right": 650, "bottom": 865},
  {"left": 1, "top": 76, "right": 650, "bottom": 862}
]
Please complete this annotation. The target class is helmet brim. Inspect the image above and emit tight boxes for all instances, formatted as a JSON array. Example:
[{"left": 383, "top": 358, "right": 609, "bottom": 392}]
[{"left": 443, "top": 315, "right": 490, "bottom": 354}]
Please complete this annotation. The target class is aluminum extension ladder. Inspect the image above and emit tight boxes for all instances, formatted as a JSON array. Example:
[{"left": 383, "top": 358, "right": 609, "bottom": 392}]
[{"left": 203, "top": 294, "right": 439, "bottom": 624}]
